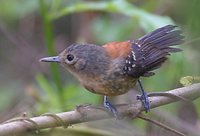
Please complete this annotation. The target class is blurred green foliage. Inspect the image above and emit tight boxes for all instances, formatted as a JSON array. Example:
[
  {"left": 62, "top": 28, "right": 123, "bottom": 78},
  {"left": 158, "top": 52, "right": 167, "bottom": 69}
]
[
  {"left": 0, "top": 0, "right": 38, "bottom": 22},
  {"left": 0, "top": 0, "right": 200, "bottom": 135},
  {"left": 48, "top": 0, "right": 174, "bottom": 31},
  {"left": 36, "top": 74, "right": 99, "bottom": 113},
  {"left": 39, "top": 0, "right": 64, "bottom": 110}
]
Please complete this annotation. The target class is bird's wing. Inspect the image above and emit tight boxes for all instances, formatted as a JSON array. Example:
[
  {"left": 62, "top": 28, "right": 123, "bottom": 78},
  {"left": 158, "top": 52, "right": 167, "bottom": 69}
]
[{"left": 124, "top": 25, "right": 184, "bottom": 78}]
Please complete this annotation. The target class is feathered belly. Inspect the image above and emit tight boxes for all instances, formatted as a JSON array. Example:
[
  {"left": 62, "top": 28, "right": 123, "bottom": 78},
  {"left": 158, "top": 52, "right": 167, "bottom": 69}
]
[{"left": 82, "top": 75, "right": 138, "bottom": 96}]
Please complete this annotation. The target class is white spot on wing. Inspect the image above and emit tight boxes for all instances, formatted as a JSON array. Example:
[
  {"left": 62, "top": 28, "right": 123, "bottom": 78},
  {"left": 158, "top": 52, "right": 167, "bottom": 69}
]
[
  {"left": 124, "top": 66, "right": 127, "bottom": 70},
  {"left": 135, "top": 42, "right": 141, "bottom": 47},
  {"left": 132, "top": 64, "right": 136, "bottom": 67},
  {"left": 131, "top": 51, "right": 136, "bottom": 61}
]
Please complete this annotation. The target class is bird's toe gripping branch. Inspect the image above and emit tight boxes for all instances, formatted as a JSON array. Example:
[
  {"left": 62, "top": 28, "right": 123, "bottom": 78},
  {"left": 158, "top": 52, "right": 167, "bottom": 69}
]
[
  {"left": 137, "top": 80, "right": 150, "bottom": 112},
  {"left": 137, "top": 91, "right": 150, "bottom": 113}
]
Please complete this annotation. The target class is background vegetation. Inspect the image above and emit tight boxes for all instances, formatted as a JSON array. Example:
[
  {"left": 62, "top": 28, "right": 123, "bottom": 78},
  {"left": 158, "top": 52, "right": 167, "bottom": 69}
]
[{"left": 0, "top": 0, "right": 199, "bottom": 135}]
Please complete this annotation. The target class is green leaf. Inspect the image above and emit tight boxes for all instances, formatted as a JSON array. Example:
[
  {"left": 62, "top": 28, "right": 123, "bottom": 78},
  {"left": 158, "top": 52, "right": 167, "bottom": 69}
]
[
  {"left": 49, "top": 0, "right": 174, "bottom": 32},
  {"left": 36, "top": 74, "right": 60, "bottom": 110},
  {"left": 180, "top": 76, "right": 200, "bottom": 86}
]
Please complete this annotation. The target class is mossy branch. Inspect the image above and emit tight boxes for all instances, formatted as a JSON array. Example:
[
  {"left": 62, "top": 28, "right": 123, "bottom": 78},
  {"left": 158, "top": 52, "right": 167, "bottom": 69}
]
[{"left": 0, "top": 83, "right": 200, "bottom": 136}]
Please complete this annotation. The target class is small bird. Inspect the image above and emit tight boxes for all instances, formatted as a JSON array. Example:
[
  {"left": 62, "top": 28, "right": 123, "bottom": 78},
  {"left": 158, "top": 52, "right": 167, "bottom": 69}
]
[{"left": 40, "top": 25, "right": 184, "bottom": 116}]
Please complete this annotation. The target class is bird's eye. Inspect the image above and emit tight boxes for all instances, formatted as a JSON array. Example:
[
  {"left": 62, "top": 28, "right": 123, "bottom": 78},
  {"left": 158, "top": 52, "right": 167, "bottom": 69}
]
[{"left": 66, "top": 54, "right": 74, "bottom": 61}]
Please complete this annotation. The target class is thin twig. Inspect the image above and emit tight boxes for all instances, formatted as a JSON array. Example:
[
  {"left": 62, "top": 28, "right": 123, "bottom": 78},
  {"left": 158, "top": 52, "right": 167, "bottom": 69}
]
[
  {"left": 138, "top": 114, "right": 185, "bottom": 136},
  {"left": 148, "top": 92, "right": 192, "bottom": 104}
]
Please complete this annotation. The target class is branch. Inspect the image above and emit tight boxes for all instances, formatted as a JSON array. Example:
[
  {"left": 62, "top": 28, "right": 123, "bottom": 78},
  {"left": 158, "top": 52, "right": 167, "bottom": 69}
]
[{"left": 0, "top": 83, "right": 200, "bottom": 136}]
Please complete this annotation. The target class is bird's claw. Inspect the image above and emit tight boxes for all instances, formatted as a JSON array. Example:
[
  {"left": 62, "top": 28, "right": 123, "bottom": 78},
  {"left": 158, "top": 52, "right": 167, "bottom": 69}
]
[{"left": 137, "top": 91, "right": 150, "bottom": 113}]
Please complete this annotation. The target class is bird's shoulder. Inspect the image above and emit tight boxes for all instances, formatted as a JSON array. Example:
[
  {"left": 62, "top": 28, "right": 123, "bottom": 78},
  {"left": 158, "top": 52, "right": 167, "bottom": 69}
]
[{"left": 103, "top": 41, "right": 131, "bottom": 59}]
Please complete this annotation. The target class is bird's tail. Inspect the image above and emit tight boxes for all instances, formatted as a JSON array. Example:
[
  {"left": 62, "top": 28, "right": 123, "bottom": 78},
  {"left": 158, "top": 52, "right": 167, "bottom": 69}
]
[{"left": 124, "top": 25, "right": 184, "bottom": 78}]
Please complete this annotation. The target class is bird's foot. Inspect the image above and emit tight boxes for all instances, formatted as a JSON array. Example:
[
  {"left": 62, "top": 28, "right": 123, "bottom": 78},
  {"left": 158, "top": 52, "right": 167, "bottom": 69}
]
[
  {"left": 137, "top": 79, "right": 150, "bottom": 113},
  {"left": 104, "top": 96, "right": 118, "bottom": 118},
  {"left": 137, "top": 91, "right": 150, "bottom": 113}
]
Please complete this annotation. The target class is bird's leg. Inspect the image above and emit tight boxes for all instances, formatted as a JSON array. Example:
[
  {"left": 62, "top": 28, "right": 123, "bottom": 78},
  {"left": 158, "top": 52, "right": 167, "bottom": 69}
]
[
  {"left": 137, "top": 79, "right": 150, "bottom": 112},
  {"left": 103, "top": 96, "right": 118, "bottom": 117}
]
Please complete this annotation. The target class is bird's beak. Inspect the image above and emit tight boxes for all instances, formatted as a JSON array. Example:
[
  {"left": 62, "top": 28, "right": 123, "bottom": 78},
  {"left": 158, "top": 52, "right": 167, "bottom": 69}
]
[{"left": 40, "top": 56, "right": 61, "bottom": 63}]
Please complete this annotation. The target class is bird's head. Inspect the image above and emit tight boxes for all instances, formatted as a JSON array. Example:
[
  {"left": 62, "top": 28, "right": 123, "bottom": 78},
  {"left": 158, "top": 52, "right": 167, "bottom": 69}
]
[{"left": 40, "top": 43, "right": 110, "bottom": 78}]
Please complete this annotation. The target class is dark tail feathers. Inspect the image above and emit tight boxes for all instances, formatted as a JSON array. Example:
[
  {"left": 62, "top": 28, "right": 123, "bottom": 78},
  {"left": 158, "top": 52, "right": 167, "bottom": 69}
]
[{"left": 124, "top": 25, "right": 185, "bottom": 78}]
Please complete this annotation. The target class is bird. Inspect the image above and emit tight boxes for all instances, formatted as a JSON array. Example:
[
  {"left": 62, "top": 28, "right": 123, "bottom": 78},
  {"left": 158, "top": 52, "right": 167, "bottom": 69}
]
[{"left": 40, "top": 25, "right": 184, "bottom": 117}]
